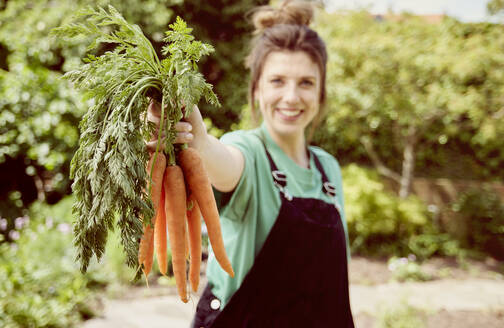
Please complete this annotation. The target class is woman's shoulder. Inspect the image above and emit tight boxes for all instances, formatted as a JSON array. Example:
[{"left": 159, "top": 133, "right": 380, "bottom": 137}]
[
  {"left": 309, "top": 146, "right": 344, "bottom": 188},
  {"left": 308, "top": 145, "right": 341, "bottom": 168},
  {"left": 220, "top": 128, "right": 264, "bottom": 153}
]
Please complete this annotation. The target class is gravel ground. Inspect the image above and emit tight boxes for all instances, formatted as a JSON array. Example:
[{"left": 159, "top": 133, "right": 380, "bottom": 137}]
[{"left": 81, "top": 256, "right": 504, "bottom": 328}]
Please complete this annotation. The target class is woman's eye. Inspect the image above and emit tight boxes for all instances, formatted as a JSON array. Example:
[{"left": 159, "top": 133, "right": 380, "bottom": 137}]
[
  {"left": 301, "top": 80, "right": 314, "bottom": 86},
  {"left": 270, "top": 79, "right": 282, "bottom": 84}
]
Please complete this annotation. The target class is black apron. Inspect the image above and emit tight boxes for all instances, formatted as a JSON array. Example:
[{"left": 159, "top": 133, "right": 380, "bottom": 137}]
[{"left": 192, "top": 141, "right": 354, "bottom": 328}]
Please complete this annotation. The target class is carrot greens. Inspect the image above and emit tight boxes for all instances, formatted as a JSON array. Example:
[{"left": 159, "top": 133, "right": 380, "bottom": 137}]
[{"left": 51, "top": 5, "right": 219, "bottom": 274}]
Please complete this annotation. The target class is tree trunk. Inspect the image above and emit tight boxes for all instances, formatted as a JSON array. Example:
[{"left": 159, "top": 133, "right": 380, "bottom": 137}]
[
  {"left": 33, "top": 170, "right": 46, "bottom": 201},
  {"left": 360, "top": 136, "right": 401, "bottom": 184},
  {"left": 399, "top": 130, "right": 417, "bottom": 199}
]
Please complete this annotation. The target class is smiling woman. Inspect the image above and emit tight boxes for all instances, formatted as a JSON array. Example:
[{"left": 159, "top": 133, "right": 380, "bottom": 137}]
[{"left": 148, "top": 1, "right": 354, "bottom": 327}]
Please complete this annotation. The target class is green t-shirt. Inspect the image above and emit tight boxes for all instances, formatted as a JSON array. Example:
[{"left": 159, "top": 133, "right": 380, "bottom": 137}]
[{"left": 206, "top": 123, "right": 350, "bottom": 309}]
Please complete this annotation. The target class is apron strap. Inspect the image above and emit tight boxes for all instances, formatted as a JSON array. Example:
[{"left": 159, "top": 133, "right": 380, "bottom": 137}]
[
  {"left": 257, "top": 131, "right": 337, "bottom": 201},
  {"left": 257, "top": 133, "right": 293, "bottom": 201},
  {"left": 310, "top": 150, "right": 338, "bottom": 199}
]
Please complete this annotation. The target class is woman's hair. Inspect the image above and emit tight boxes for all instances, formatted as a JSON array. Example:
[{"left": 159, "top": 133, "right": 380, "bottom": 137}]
[{"left": 245, "top": 0, "right": 328, "bottom": 133}]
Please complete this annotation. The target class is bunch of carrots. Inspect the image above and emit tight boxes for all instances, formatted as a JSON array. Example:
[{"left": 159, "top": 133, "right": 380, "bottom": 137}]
[
  {"left": 53, "top": 6, "right": 228, "bottom": 301},
  {"left": 138, "top": 146, "right": 234, "bottom": 303}
]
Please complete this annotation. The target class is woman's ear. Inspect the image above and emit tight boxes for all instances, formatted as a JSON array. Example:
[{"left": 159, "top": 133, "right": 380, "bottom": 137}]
[{"left": 253, "top": 83, "right": 259, "bottom": 102}]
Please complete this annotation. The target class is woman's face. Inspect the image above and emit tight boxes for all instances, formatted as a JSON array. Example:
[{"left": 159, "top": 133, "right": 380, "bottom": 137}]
[{"left": 255, "top": 51, "right": 321, "bottom": 140}]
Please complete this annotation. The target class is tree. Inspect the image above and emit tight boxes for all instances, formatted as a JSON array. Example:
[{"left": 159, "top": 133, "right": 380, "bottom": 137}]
[
  {"left": 314, "top": 12, "right": 504, "bottom": 198},
  {"left": 487, "top": 0, "right": 504, "bottom": 16}
]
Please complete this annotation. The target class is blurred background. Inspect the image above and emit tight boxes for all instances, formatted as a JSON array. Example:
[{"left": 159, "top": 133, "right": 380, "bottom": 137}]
[{"left": 0, "top": 0, "right": 503, "bottom": 327}]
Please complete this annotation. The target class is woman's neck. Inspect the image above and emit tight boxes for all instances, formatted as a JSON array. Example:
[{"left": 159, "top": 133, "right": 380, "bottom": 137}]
[{"left": 266, "top": 126, "right": 309, "bottom": 168}]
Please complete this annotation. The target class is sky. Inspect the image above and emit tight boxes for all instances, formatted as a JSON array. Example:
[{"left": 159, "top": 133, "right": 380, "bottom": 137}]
[{"left": 325, "top": 0, "right": 496, "bottom": 23}]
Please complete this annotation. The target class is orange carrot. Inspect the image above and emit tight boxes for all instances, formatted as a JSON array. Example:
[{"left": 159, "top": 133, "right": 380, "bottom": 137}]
[
  {"left": 139, "top": 226, "right": 154, "bottom": 283},
  {"left": 147, "top": 152, "right": 167, "bottom": 214},
  {"left": 154, "top": 183, "right": 168, "bottom": 275},
  {"left": 186, "top": 195, "right": 202, "bottom": 292},
  {"left": 164, "top": 165, "right": 188, "bottom": 303},
  {"left": 138, "top": 152, "right": 166, "bottom": 282},
  {"left": 178, "top": 148, "right": 234, "bottom": 278}
]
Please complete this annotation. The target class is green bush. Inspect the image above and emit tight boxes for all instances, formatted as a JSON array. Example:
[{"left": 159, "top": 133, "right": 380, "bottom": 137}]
[
  {"left": 377, "top": 300, "right": 426, "bottom": 328},
  {"left": 408, "top": 233, "right": 464, "bottom": 260},
  {"left": 387, "top": 256, "right": 432, "bottom": 282},
  {"left": 0, "top": 205, "right": 93, "bottom": 327},
  {"left": 0, "top": 195, "right": 147, "bottom": 327},
  {"left": 30, "top": 196, "right": 155, "bottom": 285},
  {"left": 342, "top": 164, "right": 433, "bottom": 257},
  {"left": 342, "top": 165, "right": 466, "bottom": 259},
  {"left": 452, "top": 186, "right": 504, "bottom": 260}
]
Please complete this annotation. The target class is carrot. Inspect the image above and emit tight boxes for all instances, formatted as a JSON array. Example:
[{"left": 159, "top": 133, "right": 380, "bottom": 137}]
[
  {"left": 147, "top": 152, "right": 167, "bottom": 214},
  {"left": 186, "top": 195, "right": 202, "bottom": 292},
  {"left": 138, "top": 226, "right": 155, "bottom": 284},
  {"left": 138, "top": 152, "right": 166, "bottom": 282},
  {"left": 178, "top": 148, "right": 234, "bottom": 278},
  {"left": 154, "top": 183, "right": 168, "bottom": 276},
  {"left": 164, "top": 165, "right": 189, "bottom": 303}
]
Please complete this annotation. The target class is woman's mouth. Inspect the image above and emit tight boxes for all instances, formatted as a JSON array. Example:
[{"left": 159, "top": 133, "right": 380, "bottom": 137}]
[{"left": 276, "top": 108, "right": 303, "bottom": 120}]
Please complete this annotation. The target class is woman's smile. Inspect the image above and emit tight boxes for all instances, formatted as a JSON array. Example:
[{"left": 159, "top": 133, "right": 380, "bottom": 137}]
[{"left": 276, "top": 107, "right": 304, "bottom": 120}]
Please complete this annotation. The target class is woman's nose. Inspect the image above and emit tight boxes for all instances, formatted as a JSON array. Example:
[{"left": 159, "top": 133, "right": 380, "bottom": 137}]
[{"left": 283, "top": 82, "right": 300, "bottom": 104}]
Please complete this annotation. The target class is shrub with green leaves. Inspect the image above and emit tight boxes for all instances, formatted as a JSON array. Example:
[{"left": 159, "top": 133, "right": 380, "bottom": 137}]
[
  {"left": 342, "top": 164, "right": 432, "bottom": 257},
  {"left": 377, "top": 299, "right": 426, "bottom": 328},
  {"left": 0, "top": 199, "right": 92, "bottom": 328},
  {"left": 452, "top": 185, "right": 504, "bottom": 260},
  {"left": 0, "top": 195, "right": 149, "bottom": 327},
  {"left": 387, "top": 256, "right": 432, "bottom": 282},
  {"left": 407, "top": 232, "right": 464, "bottom": 260}
]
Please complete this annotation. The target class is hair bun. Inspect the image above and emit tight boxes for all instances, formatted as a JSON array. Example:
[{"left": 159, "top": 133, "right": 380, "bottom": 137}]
[{"left": 249, "top": 0, "right": 314, "bottom": 34}]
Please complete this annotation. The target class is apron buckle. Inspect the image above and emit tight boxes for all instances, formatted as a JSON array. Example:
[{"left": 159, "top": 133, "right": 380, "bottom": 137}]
[
  {"left": 272, "top": 170, "right": 292, "bottom": 201},
  {"left": 273, "top": 181, "right": 293, "bottom": 201},
  {"left": 323, "top": 182, "right": 337, "bottom": 198},
  {"left": 272, "top": 170, "right": 287, "bottom": 187}
]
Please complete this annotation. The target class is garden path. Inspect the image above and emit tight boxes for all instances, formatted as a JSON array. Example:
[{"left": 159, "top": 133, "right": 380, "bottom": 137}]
[{"left": 80, "top": 257, "right": 504, "bottom": 328}]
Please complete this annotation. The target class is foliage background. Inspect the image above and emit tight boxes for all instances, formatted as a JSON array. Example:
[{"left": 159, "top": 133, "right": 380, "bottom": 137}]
[
  {"left": 0, "top": 0, "right": 503, "bottom": 326},
  {"left": 0, "top": 0, "right": 267, "bottom": 227},
  {"left": 313, "top": 11, "right": 504, "bottom": 185}
]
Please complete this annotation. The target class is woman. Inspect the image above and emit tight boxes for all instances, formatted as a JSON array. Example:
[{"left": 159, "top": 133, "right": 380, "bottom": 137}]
[{"left": 149, "top": 1, "right": 354, "bottom": 327}]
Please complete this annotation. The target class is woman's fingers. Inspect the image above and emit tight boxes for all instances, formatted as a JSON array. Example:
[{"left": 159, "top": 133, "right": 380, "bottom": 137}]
[
  {"left": 146, "top": 132, "right": 194, "bottom": 152},
  {"left": 185, "top": 105, "right": 206, "bottom": 135},
  {"left": 184, "top": 105, "right": 208, "bottom": 150},
  {"left": 147, "top": 109, "right": 192, "bottom": 136},
  {"left": 175, "top": 132, "right": 193, "bottom": 144},
  {"left": 147, "top": 110, "right": 161, "bottom": 126},
  {"left": 175, "top": 122, "right": 192, "bottom": 133},
  {"left": 145, "top": 102, "right": 196, "bottom": 151},
  {"left": 148, "top": 99, "right": 162, "bottom": 119},
  {"left": 146, "top": 138, "right": 164, "bottom": 152}
]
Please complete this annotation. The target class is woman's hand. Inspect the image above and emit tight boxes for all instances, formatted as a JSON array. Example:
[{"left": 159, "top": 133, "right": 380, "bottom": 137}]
[
  {"left": 145, "top": 99, "right": 244, "bottom": 192},
  {"left": 145, "top": 100, "right": 208, "bottom": 152}
]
